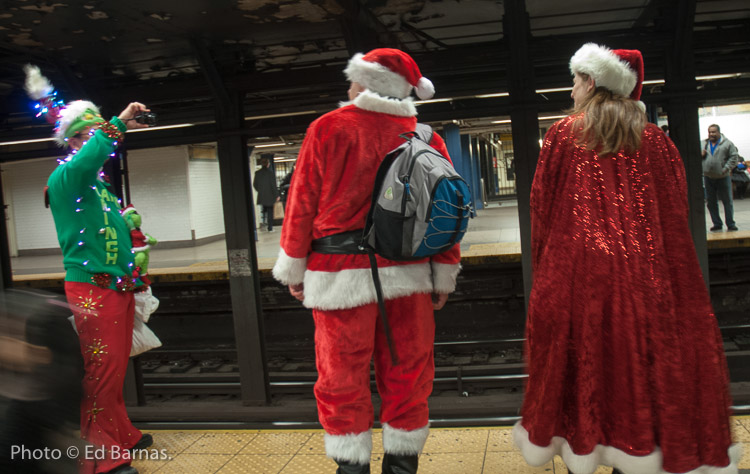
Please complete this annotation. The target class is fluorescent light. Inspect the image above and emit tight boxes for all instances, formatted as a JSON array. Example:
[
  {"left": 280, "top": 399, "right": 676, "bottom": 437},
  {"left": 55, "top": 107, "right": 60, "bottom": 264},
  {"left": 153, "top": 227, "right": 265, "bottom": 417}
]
[
  {"left": 275, "top": 157, "right": 297, "bottom": 163},
  {"left": 491, "top": 119, "right": 512, "bottom": 124},
  {"left": 642, "top": 79, "right": 665, "bottom": 85},
  {"left": 474, "top": 92, "right": 509, "bottom": 98},
  {"left": 696, "top": 73, "right": 740, "bottom": 81},
  {"left": 253, "top": 142, "right": 287, "bottom": 148},
  {"left": 245, "top": 110, "right": 318, "bottom": 120},
  {"left": 127, "top": 123, "right": 194, "bottom": 133},
  {"left": 0, "top": 137, "right": 55, "bottom": 146},
  {"left": 539, "top": 115, "right": 566, "bottom": 121},
  {"left": 536, "top": 87, "right": 572, "bottom": 93},
  {"left": 414, "top": 98, "right": 454, "bottom": 105}
]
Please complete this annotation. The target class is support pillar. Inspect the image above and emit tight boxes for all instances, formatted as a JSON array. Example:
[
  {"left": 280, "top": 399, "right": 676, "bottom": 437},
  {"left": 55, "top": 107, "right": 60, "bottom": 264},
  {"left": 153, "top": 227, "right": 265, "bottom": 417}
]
[
  {"left": 662, "top": 0, "right": 708, "bottom": 284},
  {"left": 504, "top": 0, "right": 540, "bottom": 305},
  {"left": 443, "top": 123, "right": 465, "bottom": 178}
]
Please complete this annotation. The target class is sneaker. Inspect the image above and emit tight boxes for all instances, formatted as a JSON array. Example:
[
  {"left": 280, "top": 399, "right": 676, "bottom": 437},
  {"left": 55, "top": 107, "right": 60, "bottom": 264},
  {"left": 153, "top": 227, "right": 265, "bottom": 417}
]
[
  {"left": 710, "top": 225, "right": 722, "bottom": 232},
  {"left": 728, "top": 225, "right": 739, "bottom": 231}
]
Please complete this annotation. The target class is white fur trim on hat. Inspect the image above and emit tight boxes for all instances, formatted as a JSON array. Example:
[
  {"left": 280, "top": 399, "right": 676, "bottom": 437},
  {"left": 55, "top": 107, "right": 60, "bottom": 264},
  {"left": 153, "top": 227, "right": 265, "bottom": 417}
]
[
  {"left": 345, "top": 53, "right": 413, "bottom": 99},
  {"left": 54, "top": 100, "right": 101, "bottom": 146},
  {"left": 513, "top": 421, "right": 743, "bottom": 474},
  {"left": 382, "top": 423, "right": 430, "bottom": 455},
  {"left": 351, "top": 89, "right": 417, "bottom": 117},
  {"left": 569, "top": 43, "right": 636, "bottom": 98},
  {"left": 302, "top": 262, "right": 433, "bottom": 310},
  {"left": 324, "top": 430, "right": 372, "bottom": 465},
  {"left": 121, "top": 205, "right": 137, "bottom": 216},
  {"left": 272, "top": 247, "right": 307, "bottom": 285},
  {"left": 415, "top": 77, "right": 435, "bottom": 100}
]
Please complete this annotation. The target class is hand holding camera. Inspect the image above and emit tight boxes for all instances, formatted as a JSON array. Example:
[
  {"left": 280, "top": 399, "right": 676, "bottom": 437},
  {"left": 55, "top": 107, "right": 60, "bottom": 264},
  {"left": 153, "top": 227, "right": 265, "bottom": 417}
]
[{"left": 118, "top": 102, "right": 154, "bottom": 130}]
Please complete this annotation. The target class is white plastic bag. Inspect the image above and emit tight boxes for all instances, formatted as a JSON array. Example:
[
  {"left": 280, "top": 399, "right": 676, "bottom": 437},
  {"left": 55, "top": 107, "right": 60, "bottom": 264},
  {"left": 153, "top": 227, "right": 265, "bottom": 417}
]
[
  {"left": 130, "top": 316, "right": 162, "bottom": 357},
  {"left": 134, "top": 287, "right": 160, "bottom": 323}
]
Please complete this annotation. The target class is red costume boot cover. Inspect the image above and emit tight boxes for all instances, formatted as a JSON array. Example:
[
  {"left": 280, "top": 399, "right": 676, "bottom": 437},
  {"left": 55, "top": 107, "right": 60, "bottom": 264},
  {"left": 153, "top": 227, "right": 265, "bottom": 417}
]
[
  {"left": 66, "top": 281, "right": 141, "bottom": 474},
  {"left": 314, "top": 293, "right": 434, "bottom": 464}
]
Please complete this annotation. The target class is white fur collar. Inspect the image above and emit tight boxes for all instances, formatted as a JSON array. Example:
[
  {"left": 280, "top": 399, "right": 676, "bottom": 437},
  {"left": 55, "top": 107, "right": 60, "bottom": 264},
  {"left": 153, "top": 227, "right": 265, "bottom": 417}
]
[{"left": 340, "top": 90, "right": 418, "bottom": 117}]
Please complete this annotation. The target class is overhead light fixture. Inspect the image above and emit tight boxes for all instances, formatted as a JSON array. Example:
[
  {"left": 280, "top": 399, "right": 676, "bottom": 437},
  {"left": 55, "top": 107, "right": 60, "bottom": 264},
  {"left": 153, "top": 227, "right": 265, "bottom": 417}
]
[
  {"left": 491, "top": 119, "right": 512, "bottom": 124},
  {"left": 253, "top": 142, "right": 287, "bottom": 148},
  {"left": 127, "top": 123, "right": 195, "bottom": 133},
  {"left": 0, "top": 137, "right": 55, "bottom": 146},
  {"left": 275, "top": 157, "right": 298, "bottom": 163},
  {"left": 245, "top": 110, "right": 318, "bottom": 120},
  {"left": 414, "top": 98, "right": 454, "bottom": 105},
  {"left": 696, "top": 73, "right": 740, "bottom": 81},
  {"left": 536, "top": 87, "right": 572, "bottom": 93},
  {"left": 474, "top": 92, "right": 509, "bottom": 99}
]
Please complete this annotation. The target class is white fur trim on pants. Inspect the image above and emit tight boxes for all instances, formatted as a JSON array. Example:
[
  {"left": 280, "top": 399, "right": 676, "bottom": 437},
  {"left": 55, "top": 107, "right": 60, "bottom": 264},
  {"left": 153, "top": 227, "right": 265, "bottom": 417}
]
[
  {"left": 302, "top": 262, "right": 433, "bottom": 310},
  {"left": 272, "top": 248, "right": 307, "bottom": 285},
  {"left": 431, "top": 262, "right": 460, "bottom": 294},
  {"left": 324, "top": 430, "right": 372, "bottom": 465},
  {"left": 382, "top": 423, "right": 430, "bottom": 456},
  {"left": 513, "top": 421, "right": 743, "bottom": 474}
]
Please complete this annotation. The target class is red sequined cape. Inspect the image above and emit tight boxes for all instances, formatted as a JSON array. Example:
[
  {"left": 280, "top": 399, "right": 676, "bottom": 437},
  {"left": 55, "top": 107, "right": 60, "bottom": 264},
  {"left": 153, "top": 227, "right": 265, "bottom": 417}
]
[{"left": 517, "top": 116, "right": 738, "bottom": 473}]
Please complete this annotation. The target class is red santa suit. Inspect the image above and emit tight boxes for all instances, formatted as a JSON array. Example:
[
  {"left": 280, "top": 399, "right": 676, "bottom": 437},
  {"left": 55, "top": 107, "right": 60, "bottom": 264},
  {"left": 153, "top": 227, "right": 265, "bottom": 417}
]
[
  {"left": 272, "top": 78, "right": 460, "bottom": 464},
  {"left": 514, "top": 44, "right": 740, "bottom": 474}
]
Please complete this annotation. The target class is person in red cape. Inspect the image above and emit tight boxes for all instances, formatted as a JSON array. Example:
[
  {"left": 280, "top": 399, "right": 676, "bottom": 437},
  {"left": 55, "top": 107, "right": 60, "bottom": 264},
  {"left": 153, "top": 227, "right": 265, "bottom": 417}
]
[
  {"left": 272, "top": 48, "right": 461, "bottom": 474},
  {"left": 513, "top": 43, "right": 742, "bottom": 474}
]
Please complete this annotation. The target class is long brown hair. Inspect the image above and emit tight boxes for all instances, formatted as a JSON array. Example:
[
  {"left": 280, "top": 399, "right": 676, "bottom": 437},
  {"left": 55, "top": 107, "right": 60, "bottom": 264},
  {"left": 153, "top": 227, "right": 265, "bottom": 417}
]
[{"left": 569, "top": 73, "right": 646, "bottom": 157}]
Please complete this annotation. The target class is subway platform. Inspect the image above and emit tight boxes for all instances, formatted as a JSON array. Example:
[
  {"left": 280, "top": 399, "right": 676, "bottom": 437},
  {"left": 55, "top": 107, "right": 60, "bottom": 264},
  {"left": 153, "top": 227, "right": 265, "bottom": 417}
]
[
  {"left": 10, "top": 198, "right": 750, "bottom": 279},
  {"left": 128, "top": 421, "right": 750, "bottom": 474}
]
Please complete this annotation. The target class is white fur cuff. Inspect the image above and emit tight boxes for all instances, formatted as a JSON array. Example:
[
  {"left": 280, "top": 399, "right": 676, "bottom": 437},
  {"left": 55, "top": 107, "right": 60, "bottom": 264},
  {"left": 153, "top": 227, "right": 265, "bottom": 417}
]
[
  {"left": 324, "top": 430, "right": 372, "bottom": 465},
  {"left": 272, "top": 248, "right": 307, "bottom": 285},
  {"left": 431, "top": 262, "right": 460, "bottom": 294},
  {"left": 512, "top": 421, "right": 743, "bottom": 474},
  {"left": 382, "top": 423, "right": 430, "bottom": 455},
  {"left": 352, "top": 90, "right": 417, "bottom": 117}
]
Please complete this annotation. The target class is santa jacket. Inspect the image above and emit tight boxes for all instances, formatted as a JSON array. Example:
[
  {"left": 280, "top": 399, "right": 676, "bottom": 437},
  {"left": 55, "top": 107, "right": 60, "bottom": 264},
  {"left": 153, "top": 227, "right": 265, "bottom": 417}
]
[{"left": 272, "top": 90, "right": 461, "bottom": 310}]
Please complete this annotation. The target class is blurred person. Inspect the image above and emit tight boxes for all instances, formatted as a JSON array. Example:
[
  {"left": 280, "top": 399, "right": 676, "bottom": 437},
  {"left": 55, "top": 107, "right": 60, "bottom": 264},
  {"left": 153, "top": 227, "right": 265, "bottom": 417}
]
[
  {"left": 253, "top": 157, "right": 280, "bottom": 231},
  {"left": 702, "top": 124, "right": 739, "bottom": 231},
  {"left": 0, "top": 289, "right": 83, "bottom": 474},
  {"left": 279, "top": 165, "right": 295, "bottom": 212},
  {"left": 513, "top": 43, "right": 740, "bottom": 474},
  {"left": 45, "top": 99, "right": 154, "bottom": 474},
  {"left": 272, "top": 48, "right": 460, "bottom": 474}
]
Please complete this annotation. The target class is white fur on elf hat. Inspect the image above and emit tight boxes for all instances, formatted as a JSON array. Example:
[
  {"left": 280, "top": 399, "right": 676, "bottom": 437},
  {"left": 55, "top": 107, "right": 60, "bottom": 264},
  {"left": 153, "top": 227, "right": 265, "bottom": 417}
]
[
  {"left": 344, "top": 48, "right": 435, "bottom": 100},
  {"left": 53, "top": 100, "right": 101, "bottom": 146},
  {"left": 569, "top": 43, "right": 640, "bottom": 99}
]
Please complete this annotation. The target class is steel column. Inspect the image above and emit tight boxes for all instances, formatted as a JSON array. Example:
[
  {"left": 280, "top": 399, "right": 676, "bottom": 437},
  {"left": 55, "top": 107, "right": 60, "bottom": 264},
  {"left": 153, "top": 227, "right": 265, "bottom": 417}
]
[
  {"left": 503, "top": 0, "right": 540, "bottom": 305},
  {"left": 662, "top": 0, "right": 708, "bottom": 284}
]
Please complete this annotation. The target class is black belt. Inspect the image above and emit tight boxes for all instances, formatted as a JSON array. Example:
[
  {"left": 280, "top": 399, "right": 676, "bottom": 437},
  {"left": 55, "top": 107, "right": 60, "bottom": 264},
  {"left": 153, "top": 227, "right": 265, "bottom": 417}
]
[
  {"left": 310, "top": 229, "right": 399, "bottom": 366},
  {"left": 311, "top": 230, "right": 366, "bottom": 254}
]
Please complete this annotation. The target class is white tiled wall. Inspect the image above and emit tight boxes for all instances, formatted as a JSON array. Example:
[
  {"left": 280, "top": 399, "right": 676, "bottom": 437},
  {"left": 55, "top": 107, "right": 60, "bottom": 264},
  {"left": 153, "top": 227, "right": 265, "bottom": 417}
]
[
  {"left": 188, "top": 158, "right": 225, "bottom": 240},
  {"left": 2, "top": 145, "right": 228, "bottom": 253}
]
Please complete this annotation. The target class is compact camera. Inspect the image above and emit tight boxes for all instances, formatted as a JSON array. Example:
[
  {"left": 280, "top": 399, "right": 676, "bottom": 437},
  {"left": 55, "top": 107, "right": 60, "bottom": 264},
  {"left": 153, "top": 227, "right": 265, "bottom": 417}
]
[{"left": 134, "top": 112, "right": 157, "bottom": 126}]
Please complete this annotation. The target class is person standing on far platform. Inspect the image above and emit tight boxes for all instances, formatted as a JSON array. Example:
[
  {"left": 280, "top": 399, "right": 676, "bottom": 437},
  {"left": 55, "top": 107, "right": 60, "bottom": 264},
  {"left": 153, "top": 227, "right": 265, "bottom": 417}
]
[
  {"left": 513, "top": 44, "right": 741, "bottom": 474},
  {"left": 702, "top": 123, "right": 739, "bottom": 231},
  {"left": 272, "top": 48, "right": 461, "bottom": 474},
  {"left": 253, "top": 157, "right": 280, "bottom": 232}
]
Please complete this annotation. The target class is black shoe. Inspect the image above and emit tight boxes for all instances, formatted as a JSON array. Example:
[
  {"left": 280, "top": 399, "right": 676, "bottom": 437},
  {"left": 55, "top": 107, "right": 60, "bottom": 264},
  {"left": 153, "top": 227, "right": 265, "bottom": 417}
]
[
  {"left": 728, "top": 225, "right": 739, "bottom": 231},
  {"left": 104, "top": 465, "right": 138, "bottom": 474},
  {"left": 334, "top": 458, "right": 370, "bottom": 474},
  {"left": 710, "top": 225, "right": 723, "bottom": 232},
  {"left": 382, "top": 453, "right": 419, "bottom": 474},
  {"left": 130, "top": 433, "right": 153, "bottom": 451}
]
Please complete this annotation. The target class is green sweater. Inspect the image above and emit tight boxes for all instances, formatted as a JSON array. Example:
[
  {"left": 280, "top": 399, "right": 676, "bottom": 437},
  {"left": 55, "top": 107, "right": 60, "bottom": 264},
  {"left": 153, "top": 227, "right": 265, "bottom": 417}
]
[{"left": 47, "top": 117, "right": 141, "bottom": 289}]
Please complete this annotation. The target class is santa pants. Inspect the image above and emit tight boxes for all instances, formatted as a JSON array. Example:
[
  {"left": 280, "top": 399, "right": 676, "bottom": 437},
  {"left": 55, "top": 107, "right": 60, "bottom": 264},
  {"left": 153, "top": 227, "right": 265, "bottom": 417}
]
[
  {"left": 66, "top": 282, "right": 142, "bottom": 474},
  {"left": 313, "top": 293, "right": 435, "bottom": 464}
]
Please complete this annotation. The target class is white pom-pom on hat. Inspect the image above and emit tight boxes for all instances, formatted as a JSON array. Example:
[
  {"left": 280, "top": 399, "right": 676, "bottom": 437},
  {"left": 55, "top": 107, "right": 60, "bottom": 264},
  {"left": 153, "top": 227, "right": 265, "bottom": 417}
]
[
  {"left": 23, "top": 64, "right": 54, "bottom": 100},
  {"left": 415, "top": 77, "right": 435, "bottom": 100}
]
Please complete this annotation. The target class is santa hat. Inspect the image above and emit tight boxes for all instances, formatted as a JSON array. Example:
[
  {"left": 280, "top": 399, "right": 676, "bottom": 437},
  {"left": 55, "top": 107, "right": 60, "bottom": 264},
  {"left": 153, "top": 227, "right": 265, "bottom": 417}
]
[
  {"left": 569, "top": 43, "right": 644, "bottom": 101},
  {"left": 344, "top": 48, "right": 435, "bottom": 100},
  {"left": 121, "top": 204, "right": 138, "bottom": 217},
  {"left": 54, "top": 100, "right": 104, "bottom": 146}
]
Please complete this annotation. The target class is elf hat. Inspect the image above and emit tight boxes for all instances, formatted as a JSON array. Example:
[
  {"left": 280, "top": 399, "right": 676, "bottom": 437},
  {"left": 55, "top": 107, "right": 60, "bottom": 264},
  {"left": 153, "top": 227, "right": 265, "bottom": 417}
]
[
  {"left": 344, "top": 48, "right": 435, "bottom": 100},
  {"left": 54, "top": 100, "right": 105, "bottom": 146},
  {"left": 569, "top": 43, "right": 644, "bottom": 100},
  {"left": 121, "top": 204, "right": 138, "bottom": 217}
]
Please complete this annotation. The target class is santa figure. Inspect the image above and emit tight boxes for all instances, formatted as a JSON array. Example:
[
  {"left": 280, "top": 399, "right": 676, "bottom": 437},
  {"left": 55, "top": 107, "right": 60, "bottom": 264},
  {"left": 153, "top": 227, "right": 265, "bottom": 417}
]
[{"left": 272, "top": 48, "right": 461, "bottom": 474}]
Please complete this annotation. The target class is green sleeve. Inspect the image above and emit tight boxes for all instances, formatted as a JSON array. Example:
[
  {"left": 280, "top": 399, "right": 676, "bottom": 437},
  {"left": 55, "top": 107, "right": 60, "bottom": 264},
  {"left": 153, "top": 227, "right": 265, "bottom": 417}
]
[{"left": 48, "top": 117, "right": 126, "bottom": 193}]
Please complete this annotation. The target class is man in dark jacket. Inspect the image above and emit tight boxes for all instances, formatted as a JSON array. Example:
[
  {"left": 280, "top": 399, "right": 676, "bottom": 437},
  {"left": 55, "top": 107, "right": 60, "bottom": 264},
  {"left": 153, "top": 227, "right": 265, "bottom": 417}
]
[
  {"left": 253, "top": 157, "right": 279, "bottom": 231},
  {"left": 702, "top": 124, "right": 739, "bottom": 231}
]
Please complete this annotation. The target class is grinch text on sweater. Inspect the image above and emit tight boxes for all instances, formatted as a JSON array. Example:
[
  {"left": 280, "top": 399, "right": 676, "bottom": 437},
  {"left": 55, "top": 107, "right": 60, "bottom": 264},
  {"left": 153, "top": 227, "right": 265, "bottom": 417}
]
[{"left": 95, "top": 187, "right": 120, "bottom": 265}]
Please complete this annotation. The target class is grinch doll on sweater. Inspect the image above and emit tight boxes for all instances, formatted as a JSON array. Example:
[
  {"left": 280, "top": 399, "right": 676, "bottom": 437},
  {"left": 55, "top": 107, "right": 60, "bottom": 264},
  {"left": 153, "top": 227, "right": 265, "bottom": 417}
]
[{"left": 121, "top": 204, "right": 157, "bottom": 285}]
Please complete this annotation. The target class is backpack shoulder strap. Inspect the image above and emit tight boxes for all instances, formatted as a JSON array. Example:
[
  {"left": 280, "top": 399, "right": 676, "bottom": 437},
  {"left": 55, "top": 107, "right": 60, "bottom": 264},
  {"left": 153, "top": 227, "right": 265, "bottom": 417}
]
[{"left": 415, "top": 123, "right": 433, "bottom": 144}]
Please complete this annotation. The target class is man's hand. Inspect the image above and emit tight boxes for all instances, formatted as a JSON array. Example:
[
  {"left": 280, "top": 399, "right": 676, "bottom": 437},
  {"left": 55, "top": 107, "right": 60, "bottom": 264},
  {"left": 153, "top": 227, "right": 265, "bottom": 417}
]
[
  {"left": 289, "top": 283, "right": 304, "bottom": 302},
  {"left": 118, "top": 102, "right": 150, "bottom": 130},
  {"left": 432, "top": 293, "right": 449, "bottom": 310},
  {"left": 701, "top": 149, "right": 707, "bottom": 158}
]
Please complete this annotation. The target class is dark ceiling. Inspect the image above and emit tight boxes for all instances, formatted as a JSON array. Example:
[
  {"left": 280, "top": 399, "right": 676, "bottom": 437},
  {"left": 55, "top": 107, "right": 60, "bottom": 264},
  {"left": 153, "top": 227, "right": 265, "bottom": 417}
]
[{"left": 1, "top": 0, "right": 749, "bottom": 159}]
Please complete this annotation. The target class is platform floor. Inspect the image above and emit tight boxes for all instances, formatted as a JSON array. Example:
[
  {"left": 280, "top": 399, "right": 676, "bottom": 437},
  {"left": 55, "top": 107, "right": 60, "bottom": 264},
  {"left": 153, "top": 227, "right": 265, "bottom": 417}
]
[
  {"left": 129, "top": 420, "right": 750, "bottom": 473},
  {"left": 10, "top": 198, "right": 750, "bottom": 278}
]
